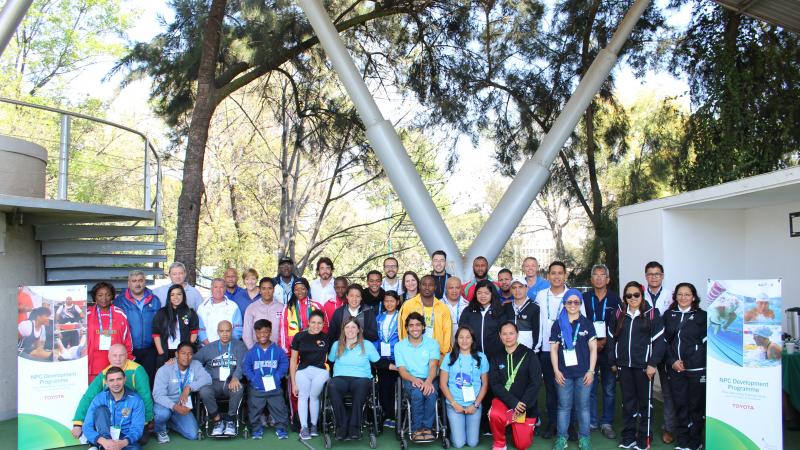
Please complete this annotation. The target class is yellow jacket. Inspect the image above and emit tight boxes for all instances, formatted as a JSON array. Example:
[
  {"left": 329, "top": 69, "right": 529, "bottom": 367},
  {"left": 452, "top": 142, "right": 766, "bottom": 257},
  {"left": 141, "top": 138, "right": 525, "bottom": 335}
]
[{"left": 399, "top": 294, "right": 452, "bottom": 359}]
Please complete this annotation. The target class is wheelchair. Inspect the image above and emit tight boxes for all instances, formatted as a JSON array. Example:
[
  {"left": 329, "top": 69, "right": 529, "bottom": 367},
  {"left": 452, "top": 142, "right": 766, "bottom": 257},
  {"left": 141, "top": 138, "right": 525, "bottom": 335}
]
[
  {"left": 320, "top": 375, "right": 383, "bottom": 449},
  {"left": 395, "top": 379, "right": 449, "bottom": 450},
  {"left": 194, "top": 389, "right": 249, "bottom": 439}
]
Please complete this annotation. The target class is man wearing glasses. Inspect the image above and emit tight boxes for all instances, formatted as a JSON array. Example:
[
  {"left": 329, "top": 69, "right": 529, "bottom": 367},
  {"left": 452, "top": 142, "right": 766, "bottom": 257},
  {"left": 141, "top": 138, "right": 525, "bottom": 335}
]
[{"left": 643, "top": 261, "right": 675, "bottom": 445}]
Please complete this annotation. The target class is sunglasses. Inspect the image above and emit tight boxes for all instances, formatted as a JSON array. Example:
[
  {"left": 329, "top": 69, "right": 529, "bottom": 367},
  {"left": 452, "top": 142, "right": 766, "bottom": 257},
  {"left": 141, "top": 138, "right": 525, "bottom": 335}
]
[
  {"left": 624, "top": 292, "right": 642, "bottom": 300},
  {"left": 564, "top": 300, "right": 582, "bottom": 305}
]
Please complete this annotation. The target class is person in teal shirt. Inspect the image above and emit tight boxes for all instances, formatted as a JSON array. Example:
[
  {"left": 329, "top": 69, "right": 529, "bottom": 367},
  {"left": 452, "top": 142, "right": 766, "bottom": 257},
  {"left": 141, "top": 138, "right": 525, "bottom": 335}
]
[
  {"left": 328, "top": 317, "right": 380, "bottom": 440},
  {"left": 440, "top": 326, "right": 489, "bottom": 448},
  {"left": 395, "top": 312, "right": 441, "bottom": 442}
]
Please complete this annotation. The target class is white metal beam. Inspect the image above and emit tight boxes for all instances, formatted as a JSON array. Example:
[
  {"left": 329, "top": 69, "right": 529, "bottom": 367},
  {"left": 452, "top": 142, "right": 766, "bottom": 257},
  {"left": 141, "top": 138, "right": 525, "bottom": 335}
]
[{"left": 0, "top": 0, "right": 33, "bottom": 58}]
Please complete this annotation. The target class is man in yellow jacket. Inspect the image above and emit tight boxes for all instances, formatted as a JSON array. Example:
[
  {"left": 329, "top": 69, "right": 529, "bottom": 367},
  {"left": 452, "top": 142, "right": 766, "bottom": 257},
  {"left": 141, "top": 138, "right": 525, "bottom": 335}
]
[{"left": 399, "top": 275, "right": 452, "bottom": 359}]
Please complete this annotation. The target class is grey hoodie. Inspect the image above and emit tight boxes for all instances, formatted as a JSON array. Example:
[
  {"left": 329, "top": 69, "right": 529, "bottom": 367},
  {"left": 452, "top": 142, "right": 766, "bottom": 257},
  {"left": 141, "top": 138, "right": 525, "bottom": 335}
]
[
  {"left": 153, "top": 359, "right": 212, "bottom": 409},
  {"left": 194, "top": 338, "right": 247, "bottom": 381}
]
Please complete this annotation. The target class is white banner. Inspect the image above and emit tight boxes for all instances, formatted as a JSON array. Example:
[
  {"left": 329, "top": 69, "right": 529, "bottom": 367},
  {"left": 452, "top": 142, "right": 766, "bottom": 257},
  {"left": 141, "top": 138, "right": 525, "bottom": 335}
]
[
  {"left": 17, "top": 285, "right": 87, "bottom": 450},
  {"left": 706, "top": 279, "right": 782, "bottom": 450}
]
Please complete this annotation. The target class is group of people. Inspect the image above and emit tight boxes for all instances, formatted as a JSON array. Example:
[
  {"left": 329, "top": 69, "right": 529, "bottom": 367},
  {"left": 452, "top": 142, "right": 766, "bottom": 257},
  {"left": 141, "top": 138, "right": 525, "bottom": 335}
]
[{"left": 70, "top": 253, "right": 707, "bottom": 450}]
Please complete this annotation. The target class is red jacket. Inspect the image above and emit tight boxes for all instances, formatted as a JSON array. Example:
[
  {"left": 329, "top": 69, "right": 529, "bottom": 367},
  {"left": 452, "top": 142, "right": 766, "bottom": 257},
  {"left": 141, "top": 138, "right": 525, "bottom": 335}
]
[{"left": 87, "top": 305, "right": 133, "bottom": 382}]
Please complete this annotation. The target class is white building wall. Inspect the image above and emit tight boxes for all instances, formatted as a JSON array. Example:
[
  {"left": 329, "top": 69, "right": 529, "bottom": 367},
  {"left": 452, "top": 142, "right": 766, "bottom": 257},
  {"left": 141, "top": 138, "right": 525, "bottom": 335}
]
[{"left": 618, "top": 208, "right": 664, "bottom": 292}]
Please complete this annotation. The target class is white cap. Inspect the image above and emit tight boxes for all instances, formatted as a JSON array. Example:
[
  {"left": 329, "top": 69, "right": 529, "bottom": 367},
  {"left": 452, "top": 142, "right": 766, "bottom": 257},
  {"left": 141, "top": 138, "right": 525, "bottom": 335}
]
[{"left": 511, "top": 276, "right": 527, "bottom": 287}]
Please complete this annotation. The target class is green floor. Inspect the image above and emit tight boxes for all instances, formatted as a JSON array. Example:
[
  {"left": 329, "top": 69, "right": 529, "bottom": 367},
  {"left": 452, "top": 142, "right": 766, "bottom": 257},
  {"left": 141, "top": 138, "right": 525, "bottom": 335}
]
[{"left": 3, "top": 390, "right": 799, "bottom": 450}]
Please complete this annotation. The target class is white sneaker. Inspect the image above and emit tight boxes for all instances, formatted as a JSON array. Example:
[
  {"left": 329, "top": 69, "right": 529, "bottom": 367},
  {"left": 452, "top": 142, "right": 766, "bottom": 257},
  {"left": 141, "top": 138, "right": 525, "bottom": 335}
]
[
  {"left": 211, "top": 420, "right": 225, "bottom": 436},
  {"left": 157, "top": 431, "right": 170, "bottom": 444},
  {"left": 224, "top": 420, "right": 236, "bottom": 436}
]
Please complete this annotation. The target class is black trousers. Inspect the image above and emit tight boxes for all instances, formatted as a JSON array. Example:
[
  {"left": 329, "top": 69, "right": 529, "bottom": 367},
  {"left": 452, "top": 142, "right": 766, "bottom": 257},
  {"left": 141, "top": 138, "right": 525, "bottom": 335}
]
[
  {"left": 329, "top": 376, "right": 371, "bottom": 438},
  {"left": 133, "top": 346, "right": 157, "bottom": 388},
  {"left": 618, "top": 366, "right": 653, "bottom": 447},
  {"left": 539, "top": 351, "right": 557, "bottom": 426},
  {"left": 377, "top": 366, "right": 398, "bottom": 420},
  {"left": 669, "top": 369, "right": 705, "bottom": 449}
]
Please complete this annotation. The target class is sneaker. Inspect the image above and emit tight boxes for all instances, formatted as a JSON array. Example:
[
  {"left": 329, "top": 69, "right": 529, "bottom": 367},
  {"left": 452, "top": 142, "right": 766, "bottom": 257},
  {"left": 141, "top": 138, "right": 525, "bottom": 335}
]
[
  {"left": 300, "top": 427, "right": 312, "bottom": 440},
  {"left": 601, "top": 424, "right": 616, "bottom": 439},
  {"left": 211, "top": 420, "right": 225, "bottom": 436},
  {"left": 590, "top": 423, "right": 598, "bottom": 431},
  {"left": 553, "top": 436, "right": 568, "bottom": 450},
  {"left": 384, "top": 419, "right": 396, "bottom": 428},
  {"left": 309, "top": 425, "right": 319, "bottom": 436},
  {"left": 276, "top": 427, "right": 288, "bottom": 439},
  {"left": 252, "top": 429, "right": 263, "bottom": 440},
  {"left": 224, "top": 420, "right": 236, "bottom": 436},
  {"left": 618, "top": 440, "right": 636, "bottom": 449},
  {"left": 156, "top": 431, "right": 170, "bottom": 444},
  {"left": 483, "top": 431, "right": 494, "bottom": 437},
  {"left": 579, "top": 436, "right": 592, "bottom": 450}
]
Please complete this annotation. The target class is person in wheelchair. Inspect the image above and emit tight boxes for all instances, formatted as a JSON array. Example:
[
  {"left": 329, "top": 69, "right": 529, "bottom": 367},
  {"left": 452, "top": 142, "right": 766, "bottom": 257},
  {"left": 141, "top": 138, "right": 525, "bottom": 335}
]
[
  {"left": 327, "top": 317, "right": 380, "bottom": 440},
  {"left": 395, "top": 311, "right": 441, "bottom": 442},
  {"left": 440, "top": 326, "right": 489, "bottom": 448},
  {"left": 290, "top": 309, "right": 330, "bottom": 440},
  {"left": 195, "top": 320, "right": 247, "bottom": 437},
  {"left": 488, "top": 321, "right": 542, "bottom": 450}
]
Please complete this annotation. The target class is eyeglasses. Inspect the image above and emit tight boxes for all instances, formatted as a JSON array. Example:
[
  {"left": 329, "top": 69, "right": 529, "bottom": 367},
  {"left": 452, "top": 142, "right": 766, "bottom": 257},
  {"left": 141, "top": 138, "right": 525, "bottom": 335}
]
[
  {"left": 384, "top": 264, "right": 398, "bottom": 269},
  {"left": 624, "top": 293, "right": 642, "bottom": 299},
  {"left": 645, "top": 273, "right": 663, "bottom": 278},
  {"left": 564, "top": 300, "right": 582, "bottom": 305}
]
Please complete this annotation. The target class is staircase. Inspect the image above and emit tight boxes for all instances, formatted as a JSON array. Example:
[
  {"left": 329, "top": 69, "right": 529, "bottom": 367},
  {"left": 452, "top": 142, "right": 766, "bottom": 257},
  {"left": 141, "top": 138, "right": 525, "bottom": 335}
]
[{"left": 36, "top": 222, "right": 167, "bottom": 289}]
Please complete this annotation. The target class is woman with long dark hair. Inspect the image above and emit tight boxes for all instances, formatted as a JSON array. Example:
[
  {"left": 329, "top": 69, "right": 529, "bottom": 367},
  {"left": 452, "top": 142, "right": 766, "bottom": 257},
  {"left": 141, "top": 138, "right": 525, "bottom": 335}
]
[
  {"left": 280, "top": 278, "right": 325, "bottom": 354},
  {"left": 402, "top": 271, "right": 421, "bottom": 301},
  {"left": 663, "top": 283, "right": 706, "bottom": 450},
  {"left": 608, "top": 281, "right": 665, "bottom": 450},
  {"left": 440, "top": 326, "right": 489, "bottom": 448},
  {"left": 151, "top": 284, "right": 199, "bottom": 368},
  {"left": 458, "top": 279, "right": 505, "bottom": 357}
]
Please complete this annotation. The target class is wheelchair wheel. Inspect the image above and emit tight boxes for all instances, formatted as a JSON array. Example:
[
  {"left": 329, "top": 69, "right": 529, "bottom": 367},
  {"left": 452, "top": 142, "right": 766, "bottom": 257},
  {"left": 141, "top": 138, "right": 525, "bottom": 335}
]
[
  {"left": 369, "top": 433, "right": 377, "bottom": 449},
  {"left": 443, "top": 436, "right": 450, "bottom": 449},
  {"left": 323, "top": 433, "right": 332, "bottom": 449}
]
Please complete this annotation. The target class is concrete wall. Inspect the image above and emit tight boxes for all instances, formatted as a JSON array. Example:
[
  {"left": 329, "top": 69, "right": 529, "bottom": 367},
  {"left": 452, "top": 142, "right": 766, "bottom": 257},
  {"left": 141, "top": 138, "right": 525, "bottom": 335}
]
[
  {"left": 0, "top": 214, "right": 44, "bottom": 420},
  {"left": 0, "top": 135, "right": 47, "bottom": 198}
]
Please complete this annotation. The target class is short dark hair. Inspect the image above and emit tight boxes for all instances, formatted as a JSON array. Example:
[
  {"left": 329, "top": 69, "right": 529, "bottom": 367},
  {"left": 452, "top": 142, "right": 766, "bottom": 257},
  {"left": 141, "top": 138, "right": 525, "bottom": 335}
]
[
  {"left": 177, "top": 342, "right": 195, "bottom": 353},
  {"left": 316, "top": 257, "right": 334, "bottom": 272},
  {"left": 29, "top": 307, "right": 50, "bottom": 320},
  {"left": 106, "top": 366, "right": 125, "bottom": 379},
  {"left": 90, "top": 281, "right": 116, "bottom": 302},
  {"left": 384, "top": 257, "right": 398, "bottom": 266},
  {"left": 258, "top": 277, "right": 275, "bottom": 288},
  {"left": 405, "top": 311, "right": 425, "bottom": 329},
  {"left": 334, "top": 276, "right": 349, "bottom": 285},
  {"left": 309, "top": 310, "right": 326, "bottom": 321},
  {"left": 254, "top": 319, "right": 272, "bottom": 331},
  {"left": 347, "top": 283, "right": 364, "bottom": 296},
  {"left": 432, "top": 250, "right": 447, "bottom": 259},
  {"left": 548, "top": 261, "right": 566, "bottom": 273},
  {"left": 366, "top": 270, "right": 382, "bottom": 280},
  {"left": 645, "top": 261, "right": 664, "bottom": 273},
  {"left": 473, "top": 256, "right": 488, "bottom": 264},
  {"left": 499, "top": 320, "right": 519, "bottom": 334},
  {"left": 498, "top": 268, "right": 513, "bottom": 277}
]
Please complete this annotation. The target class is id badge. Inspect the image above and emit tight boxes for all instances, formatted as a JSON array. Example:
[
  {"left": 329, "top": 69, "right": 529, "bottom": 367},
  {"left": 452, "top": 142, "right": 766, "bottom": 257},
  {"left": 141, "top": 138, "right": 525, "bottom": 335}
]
[
  {"left": 219, "top": 366, "right": 230, "bottom": 381},
  {"left": 380, "top": 342, "right": 391, "bottom": 357},
  {"left": 518, "top": 331, "right": 533, "bottom": 349},
  {"left": 563, "top": 349, "right": 578, "bottom": 367},
  {"left": 593, "top": 321, "right": 606, "bottom": 339},
  {"left": 184, "top": 394, "right": 193, "bottom": 409},
  {"left": 263, "top": 375, "right": 277, "bottom": 392},
  {"left": 110, "top": 425, "right": 121, "bottom": 440},
  {"left": 461, "top": 384, "right": 476, "bottom": 403},
  {"left": 168, "top": 335, "right": 179, "bottom": 350},
  {"left": 99, "top": 333, "right": 112, "bottom": 351}
]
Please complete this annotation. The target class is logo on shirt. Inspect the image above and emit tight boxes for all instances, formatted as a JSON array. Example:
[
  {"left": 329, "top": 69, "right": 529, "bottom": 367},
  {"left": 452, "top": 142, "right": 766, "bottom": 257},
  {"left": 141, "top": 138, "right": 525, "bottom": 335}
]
[
  {"left": 253, "top": 360, "right": 277, "bottom": 370},
  {"left": 316, "top": 340, "right": 326, "bottom": 348},
  {"left": 121, "top": 407, "right": 131, "bottom": 417},
  {"left": 498, "top": 364, "right": 506, "bottom": 369},
  {"left": 579, "top": 330, "right": 590, "bottom": 337}
]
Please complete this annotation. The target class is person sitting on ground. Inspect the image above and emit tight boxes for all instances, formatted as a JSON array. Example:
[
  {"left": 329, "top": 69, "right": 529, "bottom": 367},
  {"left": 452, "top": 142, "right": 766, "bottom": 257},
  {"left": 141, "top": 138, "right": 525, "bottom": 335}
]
[
  {"left": 328, "top": 318, "right": 380, "bottom": 441},
  {"left": 152, "top": 342, "right": 212, "bottom": 443},
  {"left": 395, "top": 312, "right": 441, "bottom": 442},
  {"left": 243, "top": 319, "right": 290, "bottom": 440},
  {"left": 195, "top": 320, "right": 247, "bottom": 437},
  {"left": 290, "top": 310, "right": 330, "bottom": 440},
  {"left": 73, "top": 344, "right": 153, "bottom": 444},
  {"left": 82, "top": 366, "right": 146, "bottom": 450}
]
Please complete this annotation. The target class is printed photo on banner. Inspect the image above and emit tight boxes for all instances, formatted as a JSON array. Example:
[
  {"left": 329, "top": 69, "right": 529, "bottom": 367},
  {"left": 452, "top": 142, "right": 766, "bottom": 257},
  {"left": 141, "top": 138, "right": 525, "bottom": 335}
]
[
  {"left": 743, "top": 292, "right": 780, "bottom": 325},
  {"left": 743, "top": 324, "right": 782, "bottom": 367},
  {"left": 17, "top": 286, "right": 87, "bottom": 362}
]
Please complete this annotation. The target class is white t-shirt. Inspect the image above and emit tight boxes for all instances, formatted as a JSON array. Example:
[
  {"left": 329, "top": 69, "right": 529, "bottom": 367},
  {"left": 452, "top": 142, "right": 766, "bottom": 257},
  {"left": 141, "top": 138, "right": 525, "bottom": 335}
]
[
  {"left": 310, "top": 278, "right": 336, "bottom": 304},
  {"left": 535, "top": 287, "right": 585, "bottom": 352}
]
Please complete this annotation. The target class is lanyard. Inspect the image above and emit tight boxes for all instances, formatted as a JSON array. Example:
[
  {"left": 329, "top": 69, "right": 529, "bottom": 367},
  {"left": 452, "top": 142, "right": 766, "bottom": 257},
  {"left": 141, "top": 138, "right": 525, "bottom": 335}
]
[
  {"left": 177, "top": 367, "right": 191, "bottom": 392},
  {"left": 379, "top": 312, "right": 398, "bottom": 343},
  {"left": 97, "top": 306, "right": 112, "bottom": 335},
  {"left": 648, "top": 287, "right": 662, "bottom": 304},
  {"left": 592, "top": 295, "right": 606, "bottom": 321},
  {"left": 546, "top": 291, "right": 563, "bottom": 321},
  {"left": 505, "top": 352, "right": 527, "bottom": 388},
  {"left": 108, "top": 395, "right": 128, "bottom": 428},
  {"left": 513, "top": 300, "right": 529, "bottom": 321},
  {"left": 566, "top": 323, "right": 581, "bottom": 347},
  {"left": 257, "top": 346, "right": 275, "bottom": 376},
  {"left": 218, "top": 341, "right": 231, "bottom": 367}
]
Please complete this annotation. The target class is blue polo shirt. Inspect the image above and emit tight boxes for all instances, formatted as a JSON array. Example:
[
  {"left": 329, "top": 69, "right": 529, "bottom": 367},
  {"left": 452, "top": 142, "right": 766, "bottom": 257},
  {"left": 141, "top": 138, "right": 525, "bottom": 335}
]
[
  {"left": 526, "top": 276, "right": 550, "bottom": 301},
  {"left": 549, "top": 315, "right": 596, "bottom": 378},
  {"left": 395, "top": 336, "right": 441, "bottom": 379},
  {"left": 441, "top": 352, "right": 489, "bottom": 406},
  {"left": 329, "top": 340, "right": 380, "bottom": 379}
]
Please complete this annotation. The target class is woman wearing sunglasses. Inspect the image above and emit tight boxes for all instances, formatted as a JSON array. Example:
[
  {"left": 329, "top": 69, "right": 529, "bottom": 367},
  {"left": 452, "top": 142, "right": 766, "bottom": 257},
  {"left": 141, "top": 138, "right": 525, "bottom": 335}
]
[{"left": 607, "top": 282, "right": 665, "bottom": 450}]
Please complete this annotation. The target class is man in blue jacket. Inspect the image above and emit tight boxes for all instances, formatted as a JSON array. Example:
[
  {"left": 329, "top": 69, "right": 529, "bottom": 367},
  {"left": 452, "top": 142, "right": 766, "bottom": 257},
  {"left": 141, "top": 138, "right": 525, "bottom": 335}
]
[
  {"left": 83, "top": 366, "right": 146, "bottom": 450},
  {"left": 114, "top": 270, "right": 161, "bottom": 385}
]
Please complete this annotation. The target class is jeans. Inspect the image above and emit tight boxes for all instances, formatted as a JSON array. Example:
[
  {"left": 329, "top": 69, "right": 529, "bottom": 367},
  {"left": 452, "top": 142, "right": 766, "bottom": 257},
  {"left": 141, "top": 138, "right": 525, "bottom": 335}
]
[
  {"left": 445, "top": 403, "right": 481, "bottom": 448},
  {"left": 403, "top": 380, "right": 437, "bottom": 432},
  {"left": 153, "top": 403, "right": 198, "bottom": 440},
  {"left": 89, "top": 405, "right": 142, "bottom": 449},
  {"left": 590, "top": 357, "right": 616, "bottom": 426},
  {"left": 556, "top": 376, "right": 592, "bottom": 439}
]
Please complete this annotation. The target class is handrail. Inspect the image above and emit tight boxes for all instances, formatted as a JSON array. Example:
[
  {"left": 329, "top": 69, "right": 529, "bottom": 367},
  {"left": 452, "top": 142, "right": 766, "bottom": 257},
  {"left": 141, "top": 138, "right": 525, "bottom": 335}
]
[{"left": 0, "top": 96, "right": 163, "bottom": 229}]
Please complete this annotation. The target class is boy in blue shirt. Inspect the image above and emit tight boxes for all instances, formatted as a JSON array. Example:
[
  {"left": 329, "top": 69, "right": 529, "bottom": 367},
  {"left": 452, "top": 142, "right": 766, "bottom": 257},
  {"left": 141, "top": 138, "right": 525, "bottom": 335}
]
[
  {"left": 243, "top": 319, "right": 290, "bottom": 439},
  {"left": 395, "top": 312, "right": 441, "bottom": 442},
  {"left": 83, "top": 366, "right": 146, "bottom": 449}
]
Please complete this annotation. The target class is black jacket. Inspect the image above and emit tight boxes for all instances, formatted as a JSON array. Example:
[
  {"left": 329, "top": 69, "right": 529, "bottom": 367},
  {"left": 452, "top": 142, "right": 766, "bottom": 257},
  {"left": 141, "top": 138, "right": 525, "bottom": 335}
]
[
  {"left": 663, "top": 307, "right": 707, "bottom": 374},
  {"left": 328, "top": 304, "right": 378, "bottom": 343},
  {"left": 459, "top": 305, "right": 506, "bottom": 358},
  {"left": 361, "top": 288, "right": 385, "bottom": 312},
  {"left": 489, "top": 345, "right": 541, "bottom": 408},
  {"left": 501, "top": 299, "right": 540, "bottom": 350},
  {"left": 607, "top": 305, "right": 665, "bottom": 369},
  {"left": 151, "top": 306, "right": 199, "bottom": 359}
]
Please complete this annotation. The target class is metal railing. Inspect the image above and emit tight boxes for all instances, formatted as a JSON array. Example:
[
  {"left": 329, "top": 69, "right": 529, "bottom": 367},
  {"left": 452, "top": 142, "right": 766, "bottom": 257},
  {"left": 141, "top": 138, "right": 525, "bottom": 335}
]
[{"left": 0, "top": 97, "right": 163, "bottom": 229}]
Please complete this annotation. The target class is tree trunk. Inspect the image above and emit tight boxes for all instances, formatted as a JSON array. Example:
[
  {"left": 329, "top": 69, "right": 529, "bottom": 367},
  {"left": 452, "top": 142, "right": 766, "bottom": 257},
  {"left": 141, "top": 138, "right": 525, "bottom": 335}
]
[{"left": 174, "top": 0, "right": 227, "bottom": 284}]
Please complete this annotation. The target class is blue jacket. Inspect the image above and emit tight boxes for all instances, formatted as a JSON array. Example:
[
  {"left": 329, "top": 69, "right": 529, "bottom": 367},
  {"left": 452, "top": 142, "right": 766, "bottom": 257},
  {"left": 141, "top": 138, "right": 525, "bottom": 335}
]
[
  {"left": 373, "top": 311, "right": 400, "bottom": 361},
  {"left": 243, "top": 342, "right": 288, "bottom": 392},
  {"left": 83, "top": 387, "right": 145, "bottom": 446},
  {"left": 228, "top": 286, "right": 254, "bottom": 318},
  {"left": 113, "top": 288, "right": 161, "bottom": 349}
]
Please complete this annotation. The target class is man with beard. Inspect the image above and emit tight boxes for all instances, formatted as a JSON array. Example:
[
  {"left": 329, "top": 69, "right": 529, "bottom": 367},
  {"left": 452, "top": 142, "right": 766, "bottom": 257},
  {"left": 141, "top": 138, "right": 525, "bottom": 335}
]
[
  {"left": 430, "top": 250, "right": 451, "bottom": 299},
  {"left": 461, "top": 256, "right": 497, "bottom": 301},
  {"left": 496, "top": 269, "right": 514, "bottom": 304},
  {"left": 381, "top": 257, "right": 403, "bottom": 296},
  {"left": 310, "top": 257, "right": 336, "bottom": 304}
]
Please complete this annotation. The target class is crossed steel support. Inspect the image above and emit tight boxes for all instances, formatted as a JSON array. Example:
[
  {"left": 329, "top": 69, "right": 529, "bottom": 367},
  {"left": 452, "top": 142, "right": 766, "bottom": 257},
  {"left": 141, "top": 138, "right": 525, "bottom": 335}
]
[
  {"left": 0, "top": 0, "right": 33, "bottom": 58},
  {"left": 298, "top": 0, "right": 651, "bottom": 278}
]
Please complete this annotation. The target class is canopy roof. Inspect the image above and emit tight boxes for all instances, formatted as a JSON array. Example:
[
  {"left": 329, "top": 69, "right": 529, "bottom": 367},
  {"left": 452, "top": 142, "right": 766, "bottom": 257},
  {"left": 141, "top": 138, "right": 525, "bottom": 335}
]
[{"left": 715, "top": 0, "right": 800, "bottom": 34}]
